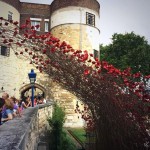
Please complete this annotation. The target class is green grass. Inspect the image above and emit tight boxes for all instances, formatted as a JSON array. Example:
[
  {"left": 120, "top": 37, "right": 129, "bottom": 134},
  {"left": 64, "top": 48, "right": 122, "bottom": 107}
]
[{"left": 69, "top": 128, "right": 86, "bottom": 143}]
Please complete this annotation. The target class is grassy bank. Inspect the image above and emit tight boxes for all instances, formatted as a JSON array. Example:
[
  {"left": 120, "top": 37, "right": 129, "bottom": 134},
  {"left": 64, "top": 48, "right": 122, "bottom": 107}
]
[{"left": 68, "top": 128, "right": 86, "bottom": 144}]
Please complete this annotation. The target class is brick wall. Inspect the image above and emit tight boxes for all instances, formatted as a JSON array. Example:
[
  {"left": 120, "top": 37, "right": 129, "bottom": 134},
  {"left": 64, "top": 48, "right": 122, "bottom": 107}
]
[{"left": 20, "top": 2, "right": 51, "bottom": 33}]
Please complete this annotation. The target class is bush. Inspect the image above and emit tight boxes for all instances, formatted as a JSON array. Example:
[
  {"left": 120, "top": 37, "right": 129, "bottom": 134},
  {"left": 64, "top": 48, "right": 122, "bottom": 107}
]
[{"left": 48, "top": 104, "right": 76, "bottom": 150}]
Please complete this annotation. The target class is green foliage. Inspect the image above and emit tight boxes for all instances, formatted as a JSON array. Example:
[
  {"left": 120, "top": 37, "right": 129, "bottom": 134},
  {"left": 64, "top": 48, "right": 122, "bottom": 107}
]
[
  {"left": 100, "top": 32, "right": 150, "bottom": 75},
  {"left": 48, "top": 104, "right": 65, "bottom": 131},
  {"left": 48, "top": 104, "right": 76, "bottom": 150},
  {"left": 59, "top": 131, "right": 76, "bottom": 150}
]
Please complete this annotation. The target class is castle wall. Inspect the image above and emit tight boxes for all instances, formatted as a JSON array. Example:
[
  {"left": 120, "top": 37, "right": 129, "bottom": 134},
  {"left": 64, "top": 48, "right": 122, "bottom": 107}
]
[
  {"left": 0, "top": 1, "right": 20, "bottom": 23},
  {"left": 50, "top": 85, "right": 84, "bottom": 127},
  {"left": 51, "top": 24, "right": 99, "bottom": 53},
  {"left": 0, "top": 48, "right": 84, "bottom": 127},
  {"left": 0, "top": 48, "right": 50, "bottom": 99}
]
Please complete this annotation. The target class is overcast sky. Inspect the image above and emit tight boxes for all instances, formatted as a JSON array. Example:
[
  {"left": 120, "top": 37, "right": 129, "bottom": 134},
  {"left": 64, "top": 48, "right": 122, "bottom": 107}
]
[{"left": 20, "top": 0, "right": 150, "bottom": 45}]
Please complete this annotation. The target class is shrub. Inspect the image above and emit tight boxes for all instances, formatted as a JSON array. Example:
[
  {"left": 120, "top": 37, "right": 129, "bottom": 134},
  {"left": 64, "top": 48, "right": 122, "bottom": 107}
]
[{"left": 48, "top": 104, "right": 76, "bottom": 150}]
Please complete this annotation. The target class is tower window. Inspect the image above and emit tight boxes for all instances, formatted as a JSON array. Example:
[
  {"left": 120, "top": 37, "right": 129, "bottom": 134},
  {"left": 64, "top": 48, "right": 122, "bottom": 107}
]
[
  {"left": 0, "top": 46, "right": 10, "bottom": 57},
  {"left": 8, "top": 11, "right": 13, "bottom": 21},
  {"left": 45, "top": 22, "right": 49, "bottom": 32},
  {"left": 86, "top": 12, "right": 95, "bottom": 26},
  {"left": 31, "top": 21, "right": 40, "bottom": 31},
  {"left": 93, "top": 49, "right": 99, "bottom": 59}
]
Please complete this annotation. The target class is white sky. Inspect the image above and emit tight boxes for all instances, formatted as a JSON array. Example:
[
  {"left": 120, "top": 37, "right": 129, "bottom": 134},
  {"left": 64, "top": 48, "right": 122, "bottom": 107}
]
[{"left": 20, "top": 0, "right": 150, "bottom": 45}]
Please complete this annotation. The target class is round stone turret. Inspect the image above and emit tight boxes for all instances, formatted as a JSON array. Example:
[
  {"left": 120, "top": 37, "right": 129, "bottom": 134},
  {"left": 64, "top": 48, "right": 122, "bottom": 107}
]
[{"left": 50, "top": 0, "right": 100, "bottom": 54}]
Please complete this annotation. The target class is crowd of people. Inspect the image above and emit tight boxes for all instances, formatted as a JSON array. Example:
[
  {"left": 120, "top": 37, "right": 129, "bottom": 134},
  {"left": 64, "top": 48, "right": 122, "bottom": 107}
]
[{"left": 0, "top": 93, "right": 47, "bottom": 126}]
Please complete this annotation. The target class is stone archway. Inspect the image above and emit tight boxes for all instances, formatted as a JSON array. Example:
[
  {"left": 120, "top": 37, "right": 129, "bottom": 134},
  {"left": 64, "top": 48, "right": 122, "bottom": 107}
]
[{"left": 19, "top": 83, "right": 47, "bottom": 99}]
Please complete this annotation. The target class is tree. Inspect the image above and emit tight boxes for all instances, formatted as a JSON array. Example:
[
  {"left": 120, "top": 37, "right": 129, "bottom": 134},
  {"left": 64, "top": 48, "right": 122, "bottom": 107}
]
[
  {"left": 100, "top": 32, "right": 150, "bottom": 75},
  {"left": 48, "top": 104, "right": 65, "bottom": 150}
]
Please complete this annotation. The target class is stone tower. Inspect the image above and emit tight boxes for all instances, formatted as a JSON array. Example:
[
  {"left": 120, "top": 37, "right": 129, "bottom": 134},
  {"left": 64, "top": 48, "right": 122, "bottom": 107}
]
[{"left": 50, "top": 0, "right": 100, "bottom": 56}]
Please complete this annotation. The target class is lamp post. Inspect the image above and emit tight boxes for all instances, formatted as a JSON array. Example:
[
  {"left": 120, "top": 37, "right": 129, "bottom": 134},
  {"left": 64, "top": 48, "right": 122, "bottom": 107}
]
[{"left": 28, "top": 69, "right": 36, "bottom": 107}]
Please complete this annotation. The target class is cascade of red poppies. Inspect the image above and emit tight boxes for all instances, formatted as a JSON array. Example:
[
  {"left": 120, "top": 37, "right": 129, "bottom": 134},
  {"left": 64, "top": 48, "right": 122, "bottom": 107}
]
[{"left": 0, "top": 17, "right": 150, "bottom": 150}]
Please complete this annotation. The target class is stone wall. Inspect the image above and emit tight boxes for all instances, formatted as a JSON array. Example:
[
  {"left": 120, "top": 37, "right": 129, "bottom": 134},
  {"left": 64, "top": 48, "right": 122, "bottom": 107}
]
[
  {"left": 51, "top": 24, "right": 97, "bottom": 53},
  {"left": 50, "top": 85, "right": 84, "bottom": 127},
  {"left": 0, "top": 47, "right": 51, "bottom": 99},
  {"left": 0, "top": 103, "right": 53, "bottom": 150},
  {"left": 0, "top": 47, "right": 84, "bottom": 127}
]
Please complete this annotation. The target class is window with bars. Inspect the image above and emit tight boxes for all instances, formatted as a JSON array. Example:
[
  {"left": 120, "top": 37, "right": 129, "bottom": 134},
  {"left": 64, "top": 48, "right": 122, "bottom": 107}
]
[
  {"left": 86, "top": 12, "right": 95, "bottom": 26},
  {"left": 45, "top": 22, "right": 49, "bottom": 32},
  {"left": 0, "top": 46, "right": 10, "bottom": 57},
  {"left": 31, "top": 21, "right": 40, "bottom": 31},
  {"left": 8, "top": 11, "right": 13, "bottom": 21}
]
